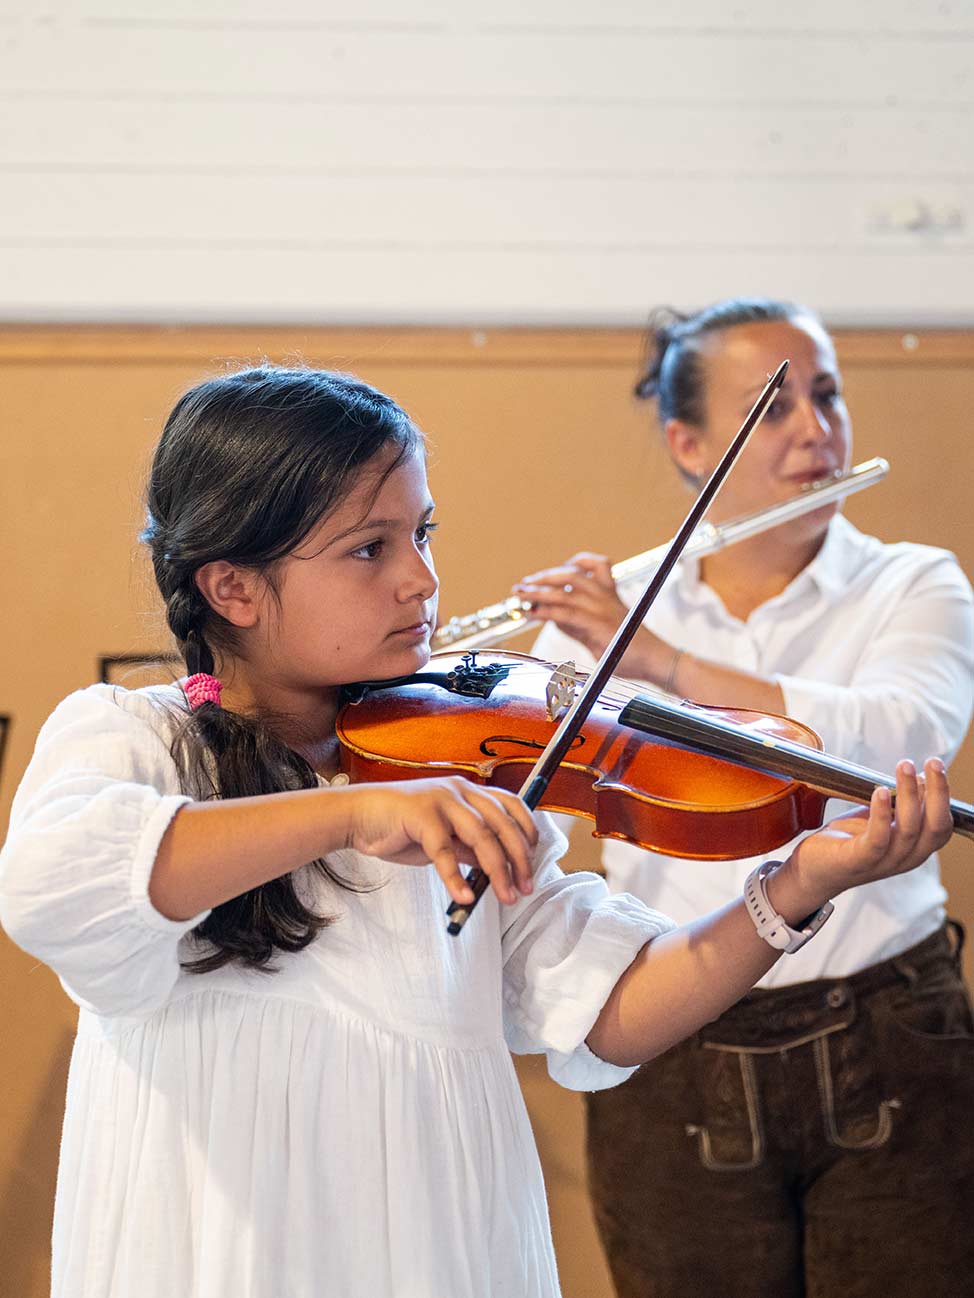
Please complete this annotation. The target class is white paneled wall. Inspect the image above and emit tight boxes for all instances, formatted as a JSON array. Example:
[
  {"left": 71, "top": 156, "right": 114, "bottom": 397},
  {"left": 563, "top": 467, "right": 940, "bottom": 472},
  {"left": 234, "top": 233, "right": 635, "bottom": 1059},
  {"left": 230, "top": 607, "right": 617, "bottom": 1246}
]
[{"left": 1, "top": 1, "right": 972, "bottom": 322}]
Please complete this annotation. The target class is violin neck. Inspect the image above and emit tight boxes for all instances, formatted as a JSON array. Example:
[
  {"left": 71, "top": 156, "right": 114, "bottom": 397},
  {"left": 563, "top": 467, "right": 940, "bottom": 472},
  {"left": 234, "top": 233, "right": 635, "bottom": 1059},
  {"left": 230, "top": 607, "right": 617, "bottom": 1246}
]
[{"left": 618, "top": 694, "right": 974, "bottom": 843}]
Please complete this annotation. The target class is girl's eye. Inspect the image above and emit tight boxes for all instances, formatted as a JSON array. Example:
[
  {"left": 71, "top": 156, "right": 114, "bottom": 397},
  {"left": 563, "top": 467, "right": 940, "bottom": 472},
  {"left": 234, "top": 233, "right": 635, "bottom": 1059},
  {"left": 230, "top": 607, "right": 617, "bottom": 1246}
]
[
  {"left": 416, "top": 521, "right": 439, "bottom": 544},
  {"left": 351, "top": 539, "right": 384, "bottom": 560},
  {"left": 815, "top": 387, "right": 842, "bottom": 406}
]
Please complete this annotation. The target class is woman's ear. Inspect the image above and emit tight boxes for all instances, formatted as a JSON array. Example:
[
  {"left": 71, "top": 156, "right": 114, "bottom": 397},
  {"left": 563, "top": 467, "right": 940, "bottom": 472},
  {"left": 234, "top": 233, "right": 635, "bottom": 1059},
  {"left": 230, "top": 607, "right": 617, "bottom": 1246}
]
[
  {"left": 194, "top": 562, "right": 261, "bottom": 628},
  {"left": 664, "top": 418, "right": 708, "bottom": 485}
]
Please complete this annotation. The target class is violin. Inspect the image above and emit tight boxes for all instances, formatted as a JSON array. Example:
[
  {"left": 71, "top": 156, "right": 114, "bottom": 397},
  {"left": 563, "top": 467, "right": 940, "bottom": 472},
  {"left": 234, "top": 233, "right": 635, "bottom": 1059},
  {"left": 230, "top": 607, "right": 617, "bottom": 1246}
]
[
  {"left": 339, "top": 368, "right": 970, "bottom": 934},
  {"left": 337, "top": 651, "right": 974, "bottom": 861}
]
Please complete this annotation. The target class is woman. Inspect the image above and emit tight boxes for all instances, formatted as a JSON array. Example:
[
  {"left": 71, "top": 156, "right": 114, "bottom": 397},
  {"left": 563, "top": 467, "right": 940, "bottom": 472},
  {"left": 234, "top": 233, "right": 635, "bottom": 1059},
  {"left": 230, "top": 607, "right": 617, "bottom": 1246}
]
[{"left": 521, "top": 300, "right": 974, "bottom": 1298}]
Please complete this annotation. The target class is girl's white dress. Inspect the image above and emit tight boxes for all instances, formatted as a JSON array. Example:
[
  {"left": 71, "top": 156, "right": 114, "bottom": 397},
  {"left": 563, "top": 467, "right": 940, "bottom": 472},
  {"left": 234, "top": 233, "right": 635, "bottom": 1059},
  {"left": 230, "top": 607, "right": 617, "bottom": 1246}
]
[{"left": 0, "top": 684, "right": 673, "bottom": 1298}]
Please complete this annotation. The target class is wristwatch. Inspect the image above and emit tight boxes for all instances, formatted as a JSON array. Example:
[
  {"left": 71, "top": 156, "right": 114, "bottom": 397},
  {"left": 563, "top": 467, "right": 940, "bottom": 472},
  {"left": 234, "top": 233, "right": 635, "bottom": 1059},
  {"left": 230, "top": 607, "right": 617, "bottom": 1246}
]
[{"left": 743, "top": 861, "right": 834, "bottom": 954}]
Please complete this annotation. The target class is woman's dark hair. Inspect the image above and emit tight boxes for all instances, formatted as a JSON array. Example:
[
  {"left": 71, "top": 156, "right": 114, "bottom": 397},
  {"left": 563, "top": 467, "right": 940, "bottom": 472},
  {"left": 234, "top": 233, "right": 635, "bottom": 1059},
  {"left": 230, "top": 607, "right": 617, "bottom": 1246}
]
[
  {"left": 633, "top": 297, "right": 820, "bottom": 427},
  {"left": 141, "top": 364, "right": 420, "bottom": 973}
]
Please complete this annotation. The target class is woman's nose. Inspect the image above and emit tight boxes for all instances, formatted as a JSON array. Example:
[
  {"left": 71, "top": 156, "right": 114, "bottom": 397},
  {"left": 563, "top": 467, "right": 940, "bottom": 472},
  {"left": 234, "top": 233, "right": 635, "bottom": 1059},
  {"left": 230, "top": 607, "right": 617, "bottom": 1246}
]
[{"left": 797, "top": 397, "right": 833, "bottom": 443}]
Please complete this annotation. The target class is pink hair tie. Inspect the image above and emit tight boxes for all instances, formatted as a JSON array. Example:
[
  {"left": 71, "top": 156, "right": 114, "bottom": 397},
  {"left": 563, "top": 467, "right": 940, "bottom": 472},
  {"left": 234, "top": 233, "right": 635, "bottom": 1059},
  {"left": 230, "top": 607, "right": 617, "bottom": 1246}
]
[{"left": 184, "top": 672, "right": 223, "bottom": 711}]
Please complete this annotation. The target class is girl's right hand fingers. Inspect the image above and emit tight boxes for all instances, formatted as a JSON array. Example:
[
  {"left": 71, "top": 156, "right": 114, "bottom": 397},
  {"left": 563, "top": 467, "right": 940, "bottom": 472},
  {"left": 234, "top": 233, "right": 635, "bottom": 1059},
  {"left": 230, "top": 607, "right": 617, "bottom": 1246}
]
[
  {"left": 463, "top": 785, "right": 539, "bottom": 897},
  {"left": 425, "top": 778, "right": 537, "bottom": 903},
  {"left": 422, "top": 829, "right": 475, "bottom": 907},
  {"left": 368, "top": 778, "right": 542, "bottom": 903}
]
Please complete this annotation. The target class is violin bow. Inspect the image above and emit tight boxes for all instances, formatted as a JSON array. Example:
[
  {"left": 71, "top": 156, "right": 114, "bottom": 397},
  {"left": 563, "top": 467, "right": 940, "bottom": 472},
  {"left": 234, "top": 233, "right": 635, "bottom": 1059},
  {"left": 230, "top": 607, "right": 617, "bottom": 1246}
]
[{"left": 445, "top": 359, "right": 790, "bottom": 935}]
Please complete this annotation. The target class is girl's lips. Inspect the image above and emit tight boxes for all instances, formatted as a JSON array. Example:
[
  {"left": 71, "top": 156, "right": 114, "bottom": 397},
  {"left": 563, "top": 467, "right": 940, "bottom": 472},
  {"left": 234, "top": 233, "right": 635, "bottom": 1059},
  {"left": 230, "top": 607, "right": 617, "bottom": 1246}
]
[{"left": 389, "top": 621, "right": 430, "bottom": 637}]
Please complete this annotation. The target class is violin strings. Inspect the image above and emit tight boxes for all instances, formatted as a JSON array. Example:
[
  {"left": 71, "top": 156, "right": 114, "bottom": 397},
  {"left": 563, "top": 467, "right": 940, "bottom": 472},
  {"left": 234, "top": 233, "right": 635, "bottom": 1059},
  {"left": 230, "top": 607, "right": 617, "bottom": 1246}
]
[{"left": 511, "top": 662, "right": 662, "bottom": 708}]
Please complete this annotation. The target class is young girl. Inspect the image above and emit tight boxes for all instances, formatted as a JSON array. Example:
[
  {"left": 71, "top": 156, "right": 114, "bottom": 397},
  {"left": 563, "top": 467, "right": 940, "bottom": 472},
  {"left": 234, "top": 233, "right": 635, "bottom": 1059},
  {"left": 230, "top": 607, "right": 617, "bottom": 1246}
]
[{"left": 0, "top": 364, "right": 952, "bottom": 1298}]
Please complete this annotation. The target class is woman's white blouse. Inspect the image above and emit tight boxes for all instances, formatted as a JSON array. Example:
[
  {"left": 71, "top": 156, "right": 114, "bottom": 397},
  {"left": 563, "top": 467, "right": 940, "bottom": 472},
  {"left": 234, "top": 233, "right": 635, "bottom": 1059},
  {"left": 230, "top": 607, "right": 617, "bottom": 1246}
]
[
  {"left": 0, "top": 683, "right": 673, "bottom": 1298},
  {"left": 535, "top": 516, "right": 974, "bottom": 985}
]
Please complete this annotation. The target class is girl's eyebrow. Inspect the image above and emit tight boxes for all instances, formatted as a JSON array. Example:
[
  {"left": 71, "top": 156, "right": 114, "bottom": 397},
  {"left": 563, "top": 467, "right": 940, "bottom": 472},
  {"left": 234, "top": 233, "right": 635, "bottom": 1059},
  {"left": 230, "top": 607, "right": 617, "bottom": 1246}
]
[{"left": 326, "top": 501, "right": 436, "bottom": 547}]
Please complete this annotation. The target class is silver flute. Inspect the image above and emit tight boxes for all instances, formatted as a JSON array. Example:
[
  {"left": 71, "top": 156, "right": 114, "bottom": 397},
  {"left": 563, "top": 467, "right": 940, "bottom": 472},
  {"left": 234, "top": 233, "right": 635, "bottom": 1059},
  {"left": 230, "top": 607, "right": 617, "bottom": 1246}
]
[{"left": 432, "top": 457, "right": 890, "bottom": 652}]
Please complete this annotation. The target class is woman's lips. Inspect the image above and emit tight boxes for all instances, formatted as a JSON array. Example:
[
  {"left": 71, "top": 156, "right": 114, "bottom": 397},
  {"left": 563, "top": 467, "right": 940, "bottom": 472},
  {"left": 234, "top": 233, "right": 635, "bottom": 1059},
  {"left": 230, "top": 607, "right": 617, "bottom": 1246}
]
[{"left": 788, "top": 467, "right": 840, "bottom": 486}]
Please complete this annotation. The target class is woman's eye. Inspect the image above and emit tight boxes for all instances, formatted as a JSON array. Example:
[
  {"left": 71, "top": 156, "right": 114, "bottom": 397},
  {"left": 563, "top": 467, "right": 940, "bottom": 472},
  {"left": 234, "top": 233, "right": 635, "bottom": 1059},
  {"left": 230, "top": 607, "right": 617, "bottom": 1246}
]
[
  {"left": 764, "top": 398, "right": 790, "bottom": 422},
  {"left": 816, "top": 387, "right": 841, "bottom": 406},
  {"left": 416, "top": 521, "right": 439, "bottom": 544}
]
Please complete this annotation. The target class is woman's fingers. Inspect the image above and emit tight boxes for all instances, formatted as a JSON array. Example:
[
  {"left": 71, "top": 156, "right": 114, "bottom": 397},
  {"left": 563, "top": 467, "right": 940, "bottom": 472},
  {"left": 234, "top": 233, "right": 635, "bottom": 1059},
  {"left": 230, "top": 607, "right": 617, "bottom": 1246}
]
[
  {"left": 565, "top": 552, "right": 614, "bottom": 581},
  {"left": 516, "top": 556, "right": 617, "bottom": 617},
  {"left": 518, "top": 553, "right": 613, "bottom": 590},
  {"left": 515, "top": 592, "right": 606, "bottom": 646},
  {"left": 516, "top": 577, "right": 607, "bottom": 612},
  {"left": 517, "top": 563, "right": 589, "bottom": 590},
  {"left": 514, "top": 559, "right": 627, "bottom": 656}
]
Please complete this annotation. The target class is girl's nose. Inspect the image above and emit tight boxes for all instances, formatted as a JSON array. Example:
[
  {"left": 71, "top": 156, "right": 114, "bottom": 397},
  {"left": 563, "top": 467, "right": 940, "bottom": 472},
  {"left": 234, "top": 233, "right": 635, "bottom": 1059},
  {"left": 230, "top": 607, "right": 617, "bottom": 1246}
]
[{"left": 401, "top": 547, "right": 439, "bottom": 602}]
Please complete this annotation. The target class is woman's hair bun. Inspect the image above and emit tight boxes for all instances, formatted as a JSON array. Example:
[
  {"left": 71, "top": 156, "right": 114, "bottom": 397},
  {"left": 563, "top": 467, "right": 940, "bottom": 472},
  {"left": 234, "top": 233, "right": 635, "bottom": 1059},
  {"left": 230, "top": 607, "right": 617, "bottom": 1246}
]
[
  {"left": 632, "top": 297, "right": 812, "bottom": 426},
  {"left": 633, "top": 307, "right": 689, "bottom": 401}
]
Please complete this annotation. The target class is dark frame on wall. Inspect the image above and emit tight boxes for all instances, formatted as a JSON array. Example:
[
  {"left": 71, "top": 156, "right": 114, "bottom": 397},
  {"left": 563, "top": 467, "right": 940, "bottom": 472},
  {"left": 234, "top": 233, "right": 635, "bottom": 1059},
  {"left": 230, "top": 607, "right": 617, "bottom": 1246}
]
[{"left": 99, "top": 653, "right": 181, "bottom": 686}]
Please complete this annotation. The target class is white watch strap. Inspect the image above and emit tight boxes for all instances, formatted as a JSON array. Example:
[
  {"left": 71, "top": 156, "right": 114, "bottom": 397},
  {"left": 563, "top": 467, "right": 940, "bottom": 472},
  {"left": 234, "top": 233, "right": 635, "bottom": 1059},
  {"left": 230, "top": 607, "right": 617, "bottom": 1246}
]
[{"left": 742, "top": 862, "right": 834, "bottom": 954}]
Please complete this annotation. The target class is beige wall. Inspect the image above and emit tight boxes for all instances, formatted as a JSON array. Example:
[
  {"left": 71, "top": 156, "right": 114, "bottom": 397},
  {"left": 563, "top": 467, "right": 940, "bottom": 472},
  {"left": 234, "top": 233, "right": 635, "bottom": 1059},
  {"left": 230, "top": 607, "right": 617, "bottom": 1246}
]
[{"left": 1, "top": 326, "right": 972, "bottom": 1297}]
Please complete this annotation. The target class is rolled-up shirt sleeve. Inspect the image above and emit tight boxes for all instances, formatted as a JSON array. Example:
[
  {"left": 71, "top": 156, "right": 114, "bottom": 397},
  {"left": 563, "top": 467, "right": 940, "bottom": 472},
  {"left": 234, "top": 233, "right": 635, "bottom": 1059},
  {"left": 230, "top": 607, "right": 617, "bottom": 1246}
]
[
  {"left": 776, "top": 556, "right": 974, "bottom": 769},
  {"left": 500, "top": 814, "right": 676, "bottom": 1091},
  {"left": 0, "top": 686, "right": 205, "bottom": 1018}
]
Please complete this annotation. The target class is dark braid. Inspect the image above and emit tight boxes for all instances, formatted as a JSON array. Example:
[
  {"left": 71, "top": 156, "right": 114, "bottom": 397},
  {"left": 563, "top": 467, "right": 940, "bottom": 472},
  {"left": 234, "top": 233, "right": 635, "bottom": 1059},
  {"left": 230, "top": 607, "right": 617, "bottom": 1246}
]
[
  {"left": 181, "top": 630, "right": 213, "bottom": 678},
  {"left": 142, "top": 364, "right": 420, "bottom": 973}
]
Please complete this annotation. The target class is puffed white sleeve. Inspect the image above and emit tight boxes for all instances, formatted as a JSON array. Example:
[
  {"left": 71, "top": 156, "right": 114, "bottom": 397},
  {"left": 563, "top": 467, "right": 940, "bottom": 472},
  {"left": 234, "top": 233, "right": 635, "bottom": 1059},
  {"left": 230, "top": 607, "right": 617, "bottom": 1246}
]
[
  {"left": 500, "top": 813, "right": 676, "bottom": 1091},
  {"left": 776, "top": 554, "right": 974, "bottom": 768},
  {"left": 0, "top": 686, "right": 205, "bottom": 1018}
]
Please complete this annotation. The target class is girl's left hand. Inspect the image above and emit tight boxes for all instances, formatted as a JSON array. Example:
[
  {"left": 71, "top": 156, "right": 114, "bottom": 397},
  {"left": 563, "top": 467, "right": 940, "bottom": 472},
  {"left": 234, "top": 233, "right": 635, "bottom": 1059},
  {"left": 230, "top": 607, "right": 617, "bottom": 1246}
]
[{"left": 769, "top": 758, "right": 953, "bottom": 920}]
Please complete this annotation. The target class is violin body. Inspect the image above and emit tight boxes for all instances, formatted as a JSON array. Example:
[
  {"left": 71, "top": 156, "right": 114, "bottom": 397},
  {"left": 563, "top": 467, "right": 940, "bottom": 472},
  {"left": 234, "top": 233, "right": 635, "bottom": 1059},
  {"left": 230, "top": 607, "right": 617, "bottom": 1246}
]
[{"left": 337, "top": 651, "right": 828, "bottom": 861}]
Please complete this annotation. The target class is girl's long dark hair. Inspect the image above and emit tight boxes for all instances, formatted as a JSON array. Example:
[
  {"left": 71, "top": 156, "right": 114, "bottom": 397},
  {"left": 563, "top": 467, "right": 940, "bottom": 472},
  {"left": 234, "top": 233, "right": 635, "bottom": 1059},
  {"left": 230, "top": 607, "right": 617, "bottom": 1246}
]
[{"left": 142, "top": 365, "right": 420, "bottom": 973}]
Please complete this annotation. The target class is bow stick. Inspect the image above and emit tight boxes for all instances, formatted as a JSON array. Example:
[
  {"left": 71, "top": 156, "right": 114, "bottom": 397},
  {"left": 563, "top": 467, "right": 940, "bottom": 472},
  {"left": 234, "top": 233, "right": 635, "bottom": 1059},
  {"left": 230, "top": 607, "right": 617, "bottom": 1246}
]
[{"left": 445, "top": 359, "right": 790, "bottom": 935}]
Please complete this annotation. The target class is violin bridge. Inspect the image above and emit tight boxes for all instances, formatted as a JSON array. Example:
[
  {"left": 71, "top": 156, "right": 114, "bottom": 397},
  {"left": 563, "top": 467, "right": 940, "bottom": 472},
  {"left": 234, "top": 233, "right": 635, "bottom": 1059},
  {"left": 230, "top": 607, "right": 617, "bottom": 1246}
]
[{"left": 546, "top": 661, "right": 578, "bottom": 721}]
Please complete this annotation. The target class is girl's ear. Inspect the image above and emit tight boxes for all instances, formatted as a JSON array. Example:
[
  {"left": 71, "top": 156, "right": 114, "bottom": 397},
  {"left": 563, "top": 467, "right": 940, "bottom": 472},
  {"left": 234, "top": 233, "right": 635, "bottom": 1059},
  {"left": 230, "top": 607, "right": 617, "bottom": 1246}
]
[
  {"left": 194, "top": 561, "right": 261, "bottom": 628},
  {"left": 664, "top": 417, "right": 708, "bottom": 484}
]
